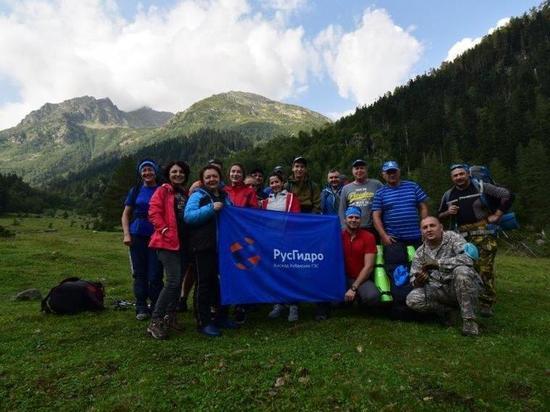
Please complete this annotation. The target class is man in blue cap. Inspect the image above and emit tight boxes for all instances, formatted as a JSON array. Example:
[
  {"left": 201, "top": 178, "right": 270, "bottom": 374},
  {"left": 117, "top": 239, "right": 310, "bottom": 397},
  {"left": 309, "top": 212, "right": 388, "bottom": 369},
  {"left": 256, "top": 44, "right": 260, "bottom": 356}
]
[
  {"left": 372, "top": 160, "right": 429, "bottom": 248},
  {"left": 341, "top": 206, "right": 380, "bottom": 306}
]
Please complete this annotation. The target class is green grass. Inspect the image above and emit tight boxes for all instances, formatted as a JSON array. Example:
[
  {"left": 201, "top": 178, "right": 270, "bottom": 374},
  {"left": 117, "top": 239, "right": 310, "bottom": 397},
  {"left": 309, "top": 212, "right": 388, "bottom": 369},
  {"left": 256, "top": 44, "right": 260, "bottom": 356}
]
[{"left": 1, "top": 216, "right": 549, "bottom": 411}]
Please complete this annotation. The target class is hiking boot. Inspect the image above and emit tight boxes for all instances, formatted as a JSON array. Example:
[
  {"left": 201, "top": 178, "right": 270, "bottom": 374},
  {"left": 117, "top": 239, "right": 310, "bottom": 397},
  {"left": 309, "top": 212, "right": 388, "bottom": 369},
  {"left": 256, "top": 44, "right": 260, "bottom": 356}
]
[
  {"left": 288, "top": 305, "right": 299, "bottom": 322},
  {"left": 164, "top": 312, "right": 184, "bottom": 332},
  {"left": 268, "top": 304, "right": 284, "bottom": 319},
  {"left": 199, "top": 324, "right": 222, "bottom": 337},
  {"left": 215, "top": 318, "right": 240, "bottom": 330},
  {"left": 462, "top": 319, "right": 480, "bottom": 337},
  {"left": 177, "top": 298, "right": 188, "bottom": 313},
  {"left": 479, "top": 306, "right": 494, "bottom": 318},
  {"left": 136, "top": 311, "right": 150, "bottom": 321},
  {"left": 147, "top": 319, "right": 168, "bottom": 340},
  {"left": 436, "top": 310, "right": 454, "bottom": 327},
  {"left": 234, "top": 307, "right": 247, "bottom": 324}
]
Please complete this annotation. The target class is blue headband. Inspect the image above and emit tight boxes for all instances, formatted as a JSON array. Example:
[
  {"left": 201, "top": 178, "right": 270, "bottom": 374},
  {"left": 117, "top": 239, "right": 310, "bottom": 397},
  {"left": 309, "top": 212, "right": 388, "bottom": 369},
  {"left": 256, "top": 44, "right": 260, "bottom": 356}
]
[
  {"left": 138, "top": 160, "right": 157, "bottom": 173},
  {"left": 345, "top": 206, "right": 362, "bottom": 218}
]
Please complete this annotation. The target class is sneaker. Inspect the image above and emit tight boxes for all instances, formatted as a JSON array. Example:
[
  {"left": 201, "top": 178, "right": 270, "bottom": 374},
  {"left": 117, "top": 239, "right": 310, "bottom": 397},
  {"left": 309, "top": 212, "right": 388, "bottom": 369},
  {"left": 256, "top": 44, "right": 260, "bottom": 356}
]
[
  {"left": 268, "top": 304, "right": 284, "bottom": 319},
  {"left": 164, "top": 312, "right": 184, "bottom": 332},
  {"left": 234, "top": 307, "right": 247, "bottom": 324},
  {"left": 462, "top": 319, "right": 480, "bottom": 337},
  {"left": 147, "top": 319, "right": 168, "bottom": 340},
  {"left": 479, "top": 306, "right": 494, "bottom": 317},
  {"left": 216, "top": 318, "right": 241, "bottom": 329},
  {"left": 288, "top": 305, "right": 299, "bottom": 322},
  {"left": 136, "top": 311, "right": 150, "bottom": 321},
  {"left": 199, "top": 324, "right": 222, "bottom": 337}
]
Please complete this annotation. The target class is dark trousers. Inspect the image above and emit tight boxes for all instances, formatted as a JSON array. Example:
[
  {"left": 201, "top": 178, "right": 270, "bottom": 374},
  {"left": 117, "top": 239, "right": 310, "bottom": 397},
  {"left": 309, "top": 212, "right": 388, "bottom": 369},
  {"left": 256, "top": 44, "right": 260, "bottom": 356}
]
[
  {"left": 129, "top": 235, "right": 163, "bottom": 313},
  {"left": 193, "top": 249, "right": 228, "bottom": 328},
  {"left": 152, "top": 250, "right": 185, "bottom": 319}
]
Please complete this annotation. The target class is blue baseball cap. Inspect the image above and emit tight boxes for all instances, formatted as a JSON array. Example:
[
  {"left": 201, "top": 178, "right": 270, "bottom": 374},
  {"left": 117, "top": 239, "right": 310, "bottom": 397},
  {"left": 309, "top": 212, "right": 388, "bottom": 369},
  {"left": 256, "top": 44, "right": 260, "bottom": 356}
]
[
  {"left": 345, "top": 206, "right": 362, "bottom": 218},
  {"left": 382, "top": 161, "right": 400, "bottom": 172}
]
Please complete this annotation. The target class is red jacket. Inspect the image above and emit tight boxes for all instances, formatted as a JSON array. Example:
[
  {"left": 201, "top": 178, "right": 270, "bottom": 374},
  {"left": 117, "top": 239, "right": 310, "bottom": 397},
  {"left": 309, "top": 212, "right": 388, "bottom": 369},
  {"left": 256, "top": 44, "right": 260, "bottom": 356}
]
[
  {"left": 260, "top": 190, "right": 301, "bottom": 213},
  {"left": 224, "top": 183, "right": 258, "bottom": 208},
  {"left": 148, "top": 183, "right": 185, "bottom": 251}
]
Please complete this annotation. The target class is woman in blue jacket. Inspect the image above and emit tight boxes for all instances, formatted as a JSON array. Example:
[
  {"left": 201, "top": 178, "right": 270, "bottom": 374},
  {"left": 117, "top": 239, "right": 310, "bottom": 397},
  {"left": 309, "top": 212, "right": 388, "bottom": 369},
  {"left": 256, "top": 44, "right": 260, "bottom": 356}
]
[
  {"left": 121, "top": 159, "right": 162, "bottom": 320},
  {"left": 184, "top": 164, "right": 238, "bottom": 337}
]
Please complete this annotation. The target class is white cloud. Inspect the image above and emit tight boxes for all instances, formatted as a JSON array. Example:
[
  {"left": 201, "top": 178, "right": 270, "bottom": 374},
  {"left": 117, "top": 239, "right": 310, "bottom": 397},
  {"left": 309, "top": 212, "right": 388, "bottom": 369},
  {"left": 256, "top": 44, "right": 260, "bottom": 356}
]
[
  {"left": 0, "top": 0, "right": 317, "bottom": 129},
  {"left": 315, "top": 8, "right": 422, "bottom": 107},
  {"left": 326, "top": 107, "right": 356, "bottom": 121},
  {"left": 446, "top": 17, "right": 510, "bottom": 62},
  {"left": 261, "top": 0, "right": 307, "bottom": 12},
  {"left": 0, "top": 1, "right": 425, "bottom": 130}
]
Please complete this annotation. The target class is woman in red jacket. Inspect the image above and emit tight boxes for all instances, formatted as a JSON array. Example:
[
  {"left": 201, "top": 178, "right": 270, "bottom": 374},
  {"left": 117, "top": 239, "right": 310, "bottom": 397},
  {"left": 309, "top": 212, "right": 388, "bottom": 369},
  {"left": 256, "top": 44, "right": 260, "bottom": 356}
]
[
  {"left": 146, "top": 160, "right": 191, "bottom": 340},
  {"left": 224, "top": 163, "right": 258, "bottom": 208},
  {"left": 223, "top": 162, "right": 258, "bottom": 323}
]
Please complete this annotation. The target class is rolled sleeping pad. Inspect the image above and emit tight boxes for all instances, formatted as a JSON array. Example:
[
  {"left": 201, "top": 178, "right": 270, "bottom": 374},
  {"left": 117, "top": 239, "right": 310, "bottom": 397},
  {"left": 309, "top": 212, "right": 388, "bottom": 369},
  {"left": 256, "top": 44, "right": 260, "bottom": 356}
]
[
  {"left": 406, "top": 245, "right": 415, "bottom": 263},
  {"left": 374, "top": 245, "right": 393, "bottom": 303}
]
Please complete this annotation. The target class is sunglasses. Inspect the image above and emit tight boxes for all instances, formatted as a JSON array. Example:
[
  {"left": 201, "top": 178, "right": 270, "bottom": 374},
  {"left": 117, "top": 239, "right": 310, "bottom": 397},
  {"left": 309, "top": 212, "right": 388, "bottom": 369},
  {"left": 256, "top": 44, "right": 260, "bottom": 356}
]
[{"left": 450, "top": 163, "right": 469, "bottom": 171}]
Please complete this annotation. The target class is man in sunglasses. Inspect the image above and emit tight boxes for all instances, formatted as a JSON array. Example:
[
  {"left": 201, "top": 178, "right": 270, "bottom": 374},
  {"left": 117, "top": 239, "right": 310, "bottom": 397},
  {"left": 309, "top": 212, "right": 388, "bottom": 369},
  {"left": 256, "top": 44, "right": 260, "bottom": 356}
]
[{"left": 438, "top": 163, "right": 512, "bottom": 317}]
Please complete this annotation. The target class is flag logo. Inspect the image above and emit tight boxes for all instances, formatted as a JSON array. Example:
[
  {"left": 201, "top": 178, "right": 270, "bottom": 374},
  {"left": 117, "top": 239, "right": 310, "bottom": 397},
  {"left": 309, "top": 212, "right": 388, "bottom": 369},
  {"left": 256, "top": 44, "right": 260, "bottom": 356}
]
[{"left": 230, "top": 237, "right": 261, "bottom": 270}]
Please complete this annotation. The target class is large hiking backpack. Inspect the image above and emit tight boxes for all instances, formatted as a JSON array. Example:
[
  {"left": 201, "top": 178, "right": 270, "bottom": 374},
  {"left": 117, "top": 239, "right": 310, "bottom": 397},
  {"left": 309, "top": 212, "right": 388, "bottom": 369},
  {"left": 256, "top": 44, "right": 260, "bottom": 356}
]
[
  {"left": 41, "top": 277, "right": 105, "bottom": 314},
  {"left": 469, "top": 165, "right": 515, "bottom": 213}
]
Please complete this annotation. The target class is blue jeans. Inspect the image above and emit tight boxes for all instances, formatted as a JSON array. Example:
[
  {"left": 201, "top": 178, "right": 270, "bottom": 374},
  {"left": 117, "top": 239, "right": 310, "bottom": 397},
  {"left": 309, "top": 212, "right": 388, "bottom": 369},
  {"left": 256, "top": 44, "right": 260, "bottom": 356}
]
[{"left": 129, "top": 235, "right": 163, "bottom": 313}]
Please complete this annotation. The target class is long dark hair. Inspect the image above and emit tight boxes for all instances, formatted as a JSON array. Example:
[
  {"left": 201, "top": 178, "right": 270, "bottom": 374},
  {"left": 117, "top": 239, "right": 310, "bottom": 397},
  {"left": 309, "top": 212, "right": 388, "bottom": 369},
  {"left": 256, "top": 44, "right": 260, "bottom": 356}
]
[{"left": 163, "top": 160, "right": 190, "bottom": 185}]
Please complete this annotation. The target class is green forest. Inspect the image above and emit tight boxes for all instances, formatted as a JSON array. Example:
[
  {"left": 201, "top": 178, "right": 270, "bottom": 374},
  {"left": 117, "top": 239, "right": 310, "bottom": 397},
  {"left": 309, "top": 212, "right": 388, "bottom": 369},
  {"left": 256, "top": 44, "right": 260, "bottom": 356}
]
[{"left": 1, "top": 3, "right": 549, "bottom": 233}]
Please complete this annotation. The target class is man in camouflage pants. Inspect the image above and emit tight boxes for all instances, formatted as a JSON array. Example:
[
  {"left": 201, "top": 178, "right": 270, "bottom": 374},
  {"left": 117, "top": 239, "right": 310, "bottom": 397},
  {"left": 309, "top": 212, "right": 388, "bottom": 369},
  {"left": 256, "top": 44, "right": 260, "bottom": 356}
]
[
  {"left": 406, "top": 216, "right": 483, "bottom": 336},
  {"left": 438, "top": 164, "right": 512, "bottom": 317}
]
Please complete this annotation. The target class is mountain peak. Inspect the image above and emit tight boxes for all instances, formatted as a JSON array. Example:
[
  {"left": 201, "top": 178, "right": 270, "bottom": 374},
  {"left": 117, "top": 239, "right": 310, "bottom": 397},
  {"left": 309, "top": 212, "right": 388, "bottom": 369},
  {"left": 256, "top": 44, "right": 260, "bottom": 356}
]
[
  {"left": 20, "top": 95, "right": 123, "bottom": 128},
  {"left": 166, "top": 90, "right": 331, "bottom": 139}
]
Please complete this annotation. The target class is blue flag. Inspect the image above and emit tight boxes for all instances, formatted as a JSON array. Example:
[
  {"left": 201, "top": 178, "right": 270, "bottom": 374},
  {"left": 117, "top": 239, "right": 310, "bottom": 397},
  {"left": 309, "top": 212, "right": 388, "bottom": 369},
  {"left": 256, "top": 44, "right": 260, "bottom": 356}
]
[{"left": 218, "top": 206, "right": 346, "bottom": 304}]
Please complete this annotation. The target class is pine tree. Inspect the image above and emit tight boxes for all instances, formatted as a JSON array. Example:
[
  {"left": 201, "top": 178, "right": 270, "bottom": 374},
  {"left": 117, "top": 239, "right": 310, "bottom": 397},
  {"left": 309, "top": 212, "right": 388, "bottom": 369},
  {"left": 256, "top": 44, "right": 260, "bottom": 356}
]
[
  {"left": 96, "top": 156, "right": 137, "bottom": 230},
  {"left": 516, "top": 139, "right": 550, "bottom": 229}
]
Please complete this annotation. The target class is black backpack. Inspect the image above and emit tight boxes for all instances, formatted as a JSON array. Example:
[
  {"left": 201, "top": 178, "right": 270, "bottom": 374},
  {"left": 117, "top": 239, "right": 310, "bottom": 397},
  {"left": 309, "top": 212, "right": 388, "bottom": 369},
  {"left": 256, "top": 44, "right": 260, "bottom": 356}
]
[{"left": 41, "top": 277, "right": 105, "bottom": 314}]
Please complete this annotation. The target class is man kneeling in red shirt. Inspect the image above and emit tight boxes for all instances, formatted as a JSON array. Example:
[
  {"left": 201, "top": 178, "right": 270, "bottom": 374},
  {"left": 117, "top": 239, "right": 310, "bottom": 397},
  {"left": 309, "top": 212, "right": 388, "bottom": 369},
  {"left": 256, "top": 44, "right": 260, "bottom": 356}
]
[{"left": 342, "top": 206, "right": 380, "bottom": 305}]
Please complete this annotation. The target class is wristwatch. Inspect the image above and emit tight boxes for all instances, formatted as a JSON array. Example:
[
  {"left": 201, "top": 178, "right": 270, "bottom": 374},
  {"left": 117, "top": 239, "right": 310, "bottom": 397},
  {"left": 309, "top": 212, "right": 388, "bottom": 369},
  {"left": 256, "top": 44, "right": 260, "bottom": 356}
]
[{"left": 351, "top": 285, "right": 358, "bottom": 292}]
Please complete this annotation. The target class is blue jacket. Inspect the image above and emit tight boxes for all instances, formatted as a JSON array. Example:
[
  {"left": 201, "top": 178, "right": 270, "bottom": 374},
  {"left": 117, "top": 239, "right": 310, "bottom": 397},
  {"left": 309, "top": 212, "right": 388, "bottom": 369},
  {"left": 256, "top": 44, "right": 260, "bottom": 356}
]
[
  {"left": 320, "top": 185, "right": 342, "bottom": 215},
  {"left": 184, "top": 188, "right": 231, "bottom": 252}
]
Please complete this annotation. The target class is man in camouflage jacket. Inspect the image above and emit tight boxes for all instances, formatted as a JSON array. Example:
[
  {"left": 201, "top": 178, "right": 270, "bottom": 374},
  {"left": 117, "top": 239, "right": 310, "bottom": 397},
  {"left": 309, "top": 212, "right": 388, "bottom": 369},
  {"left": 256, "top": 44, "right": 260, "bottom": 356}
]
[{"left": 406, "top": 216, "right": 483, "bottom": 336}]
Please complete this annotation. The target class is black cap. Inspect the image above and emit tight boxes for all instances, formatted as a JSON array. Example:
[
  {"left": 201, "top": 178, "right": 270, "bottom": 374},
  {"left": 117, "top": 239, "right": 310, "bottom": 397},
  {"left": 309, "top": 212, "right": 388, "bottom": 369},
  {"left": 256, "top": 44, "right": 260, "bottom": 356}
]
[
  {"left": 293, "top": 156, "right": 307, "bottom": 166},
  {"left": 352, "top": 159, "right": 366, "bottom": 167},
  {"left": 208, "top": 158, "right": 222, "bottom": 166}
]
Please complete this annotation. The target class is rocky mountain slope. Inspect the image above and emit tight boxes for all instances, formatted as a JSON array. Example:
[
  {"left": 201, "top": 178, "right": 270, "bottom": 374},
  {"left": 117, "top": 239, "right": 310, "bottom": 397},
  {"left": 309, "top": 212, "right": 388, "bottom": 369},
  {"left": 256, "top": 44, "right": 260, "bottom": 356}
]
[{"left": 0, "top": 92, "right": 330, "bottom": 184}]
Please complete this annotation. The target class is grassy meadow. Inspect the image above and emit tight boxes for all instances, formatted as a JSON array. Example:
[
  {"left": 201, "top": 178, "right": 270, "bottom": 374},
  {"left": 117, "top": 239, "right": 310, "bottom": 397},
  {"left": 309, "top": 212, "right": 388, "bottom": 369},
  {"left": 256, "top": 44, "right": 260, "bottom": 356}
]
[{"left": 0, "top": 215, "right": 549, "bottom": 411}]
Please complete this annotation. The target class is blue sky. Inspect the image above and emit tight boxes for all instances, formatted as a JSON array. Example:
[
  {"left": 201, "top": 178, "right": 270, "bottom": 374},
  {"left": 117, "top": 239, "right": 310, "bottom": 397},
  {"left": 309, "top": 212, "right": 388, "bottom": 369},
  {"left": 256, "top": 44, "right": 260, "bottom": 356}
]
[{"left": 0, "top": 0, "right": 541, "bottom": 128}]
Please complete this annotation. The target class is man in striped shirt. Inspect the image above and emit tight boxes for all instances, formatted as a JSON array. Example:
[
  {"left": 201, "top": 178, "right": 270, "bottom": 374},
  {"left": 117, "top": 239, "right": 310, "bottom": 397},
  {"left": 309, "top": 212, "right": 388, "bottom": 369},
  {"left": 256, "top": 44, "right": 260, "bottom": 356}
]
[{"left": 372, "top": 161, "right": 429, "bottom": 248}]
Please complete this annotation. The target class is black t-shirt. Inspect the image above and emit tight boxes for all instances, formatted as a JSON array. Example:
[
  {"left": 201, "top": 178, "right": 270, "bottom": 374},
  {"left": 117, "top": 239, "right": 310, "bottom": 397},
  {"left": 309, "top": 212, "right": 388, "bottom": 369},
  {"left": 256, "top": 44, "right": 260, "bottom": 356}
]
[
  {"left": 174, "top": 188, "right": 188, "bottom": 243},
  {"left": 439, "top": 184, "right": 480, "bottom": 225}
]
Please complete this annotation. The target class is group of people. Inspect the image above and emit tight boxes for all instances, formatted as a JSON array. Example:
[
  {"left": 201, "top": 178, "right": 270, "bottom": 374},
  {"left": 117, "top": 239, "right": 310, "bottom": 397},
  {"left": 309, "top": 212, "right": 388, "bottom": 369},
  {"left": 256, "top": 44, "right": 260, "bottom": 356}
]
[{"left": 121, "top": 155, "right": 512, "bottom": 339}]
